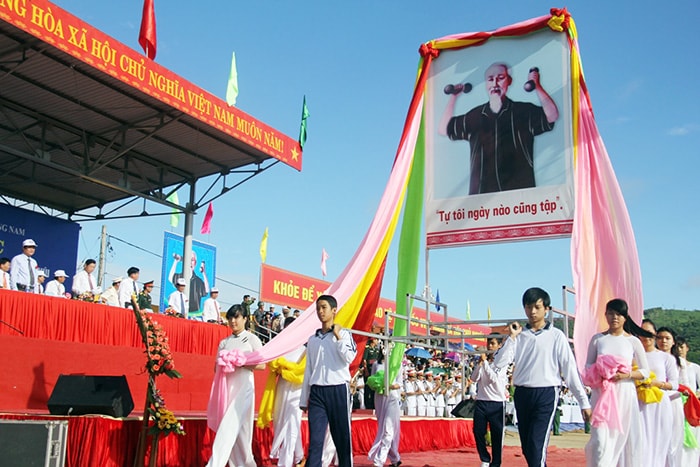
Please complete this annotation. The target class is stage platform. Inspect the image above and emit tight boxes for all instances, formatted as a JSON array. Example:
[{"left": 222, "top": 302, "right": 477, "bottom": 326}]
[
  {"left": 0, "top": 412, "right": 475, "bottom": 467},
  {"left": 0, "top": 291, "right": 475, "bottom": 466}
]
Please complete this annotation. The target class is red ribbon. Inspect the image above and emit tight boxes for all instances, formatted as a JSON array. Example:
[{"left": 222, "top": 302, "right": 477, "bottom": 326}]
[{"left": 418, "top": 42, "right": 439, "bottom": 59}]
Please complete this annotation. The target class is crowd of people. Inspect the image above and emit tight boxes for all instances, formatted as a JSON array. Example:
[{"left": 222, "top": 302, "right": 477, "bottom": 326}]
[
  {"left": 5, "top": 247, "right": 699, "bottom": 467},
  {"left": 205, "top": 287, "right": 700, "bottom": 467},
  {"left": 0, "top": 238, "right": 307, "bottom": 328}
]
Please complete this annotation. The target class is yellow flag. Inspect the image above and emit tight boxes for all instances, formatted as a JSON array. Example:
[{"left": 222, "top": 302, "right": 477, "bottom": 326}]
[
  {"left": 259, "top": 227, "right": 269, "bottom": 263},
  {"left": 487, "top": 305, "right": 492, "bottom": 321}
]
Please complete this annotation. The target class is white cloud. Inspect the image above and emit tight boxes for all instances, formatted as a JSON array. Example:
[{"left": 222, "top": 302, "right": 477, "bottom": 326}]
[
  {"left": 667, "top": 123, "right": 700, "bottom": 136},
  {"left": 683, "top": 275, "right": 700, "bottom": 290}
]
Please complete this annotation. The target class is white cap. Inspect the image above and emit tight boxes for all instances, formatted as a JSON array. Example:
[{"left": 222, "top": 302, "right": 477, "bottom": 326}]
[
  {"left": 210, "top": 287, "right": 219, "bottom": 293},
  {"left": 176, "top": 278, "right": 186, "bottom": 286},
  {"left": 112, "top": 276, "right": 123, "bottom": 284},
  {"left": 22, "top": 239, "right": 37, "bottom": 247},
  {"left": 37, "top": 270, "right": 47, "bottom": 277},
  {"left": 54, "top": 269, "right": 68, "bottom": 277}
]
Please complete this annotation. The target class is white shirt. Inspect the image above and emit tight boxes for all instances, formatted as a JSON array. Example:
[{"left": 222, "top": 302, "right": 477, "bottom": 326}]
[
  {"left": 472, "top": 358, "right": 509, "bottom": 402},
  {"left": 202, "top": 297, "right": 221, "bottom": 322},
  {"left": 72, "top": 269, "right": 96, "bottom": 295},
  {"left": 10, "top": 253, "right": 38, "bottom": 291},
  {"left": 0, "top": 270, "right": 10, "bottom": 289},
  {"left": 167, "top": 290, "right": 188, "bottom": 314},
  {"left": 44, "top": 279, "right": 66, "bottom": 297},
  {"left": 300, "top": 327, "right": 357, "bottom": 408},
  {"left": 680, "top": 358, "right": 700, "bottom": 393},
  {"left": 494, "top": 322, "right": 591, "bottom": 409},
  {"left": 101, "top": 285, "right": 120, "bottom": 307},
  {"left": 118, "top": 277, "right": 140, "bottom": 307}
]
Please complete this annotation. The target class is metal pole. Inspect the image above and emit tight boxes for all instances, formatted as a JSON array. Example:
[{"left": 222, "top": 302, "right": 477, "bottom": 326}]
[
  {"left": 181, "top": 182, "right": 195, "bottom": 319},
  {"left": 97, "top": 224, "right": 107, "bottom": 288},
  {"left": 425, "top": 248, "right": 431, "bottom": 344}
]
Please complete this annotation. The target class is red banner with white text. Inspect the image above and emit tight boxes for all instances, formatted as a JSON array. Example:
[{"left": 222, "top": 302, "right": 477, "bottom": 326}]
[
  {"left": 0, "top": 0, "right": 301, "bottom": 170},
  {"left": 259, "top": 264, "right": 489, "bottom": 342}
]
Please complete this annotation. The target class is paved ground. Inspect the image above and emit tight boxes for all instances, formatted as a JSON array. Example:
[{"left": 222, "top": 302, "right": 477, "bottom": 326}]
[{"left": 350, "top": 430, "right": 589, "bottom": 466}]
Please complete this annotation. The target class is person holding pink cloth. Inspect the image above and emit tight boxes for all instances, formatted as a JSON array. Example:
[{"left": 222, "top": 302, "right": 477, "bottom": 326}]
[{"left": 583, "top": 298, "right": 652, "bottom": 467}]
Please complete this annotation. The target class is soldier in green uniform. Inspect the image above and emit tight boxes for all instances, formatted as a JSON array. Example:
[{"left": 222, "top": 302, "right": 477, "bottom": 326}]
[{"left": 137, "top": 280, "right": 155, "bottom": 312}]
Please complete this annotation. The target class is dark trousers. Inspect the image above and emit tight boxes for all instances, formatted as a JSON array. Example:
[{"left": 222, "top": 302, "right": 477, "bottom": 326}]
[
  {"left": 513, "top": 386, "right": 558, "bottom": 467},
  {"left": 307, "top": 384, "right": 352, "bottom": 467},
  {"left": 473, "top": 399, "right": 505, "bottom": 466}
]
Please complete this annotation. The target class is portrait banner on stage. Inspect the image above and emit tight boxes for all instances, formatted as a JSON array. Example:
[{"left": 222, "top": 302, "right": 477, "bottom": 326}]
[
  {"left": 160, "top": 232, "right": 216, "bottom": 315},
  {"left": 424, "top": 26, "right": 574, "bottom": 248}
]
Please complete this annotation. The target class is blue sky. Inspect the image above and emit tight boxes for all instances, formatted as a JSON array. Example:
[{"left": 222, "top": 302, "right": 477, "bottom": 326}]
[{"left": 54, "top": 1, "right": 699, "bottom": 318}]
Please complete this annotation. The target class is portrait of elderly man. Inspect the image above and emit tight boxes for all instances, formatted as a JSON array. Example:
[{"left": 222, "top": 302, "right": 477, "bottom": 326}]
[{"left": 439, "top": 62, "right": 559, "bottom": 195}]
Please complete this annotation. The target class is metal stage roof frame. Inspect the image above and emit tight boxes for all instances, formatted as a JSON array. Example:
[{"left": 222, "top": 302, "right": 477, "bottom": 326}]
[{"left": 0, "top": 0, "right": 302, "bottom": 290}]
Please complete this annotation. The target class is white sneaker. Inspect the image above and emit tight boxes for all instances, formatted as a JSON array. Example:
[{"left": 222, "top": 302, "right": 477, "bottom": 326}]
[{"left": 480, "top": 462, "right": 490, "bottom": 467}]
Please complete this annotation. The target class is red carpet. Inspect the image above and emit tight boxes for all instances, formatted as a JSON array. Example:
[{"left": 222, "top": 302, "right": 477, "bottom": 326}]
[{"left": 351, "top": 445, "right": 586, "bottom": 466}]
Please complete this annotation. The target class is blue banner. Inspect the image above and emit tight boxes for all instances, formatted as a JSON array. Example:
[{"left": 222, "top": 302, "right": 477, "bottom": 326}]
[
  {"left": 160, "top": 231, "right": 217, "bottom": 315},
  {"left": 0, "top": 204, "right": 80, "bottom": 291}
]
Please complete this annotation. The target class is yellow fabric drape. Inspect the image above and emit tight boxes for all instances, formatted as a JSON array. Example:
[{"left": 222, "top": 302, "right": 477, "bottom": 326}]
[
  {"left": 635, "top": 370, "right": 663, "bottom": 404},
  {"left": 256, "top": 355, "right": 306, "bottom": 429}
]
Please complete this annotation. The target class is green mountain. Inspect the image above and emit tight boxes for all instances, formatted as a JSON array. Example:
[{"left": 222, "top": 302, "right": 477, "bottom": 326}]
[{"left": 644, "top": 308, "right": 700, "bottom": 363}]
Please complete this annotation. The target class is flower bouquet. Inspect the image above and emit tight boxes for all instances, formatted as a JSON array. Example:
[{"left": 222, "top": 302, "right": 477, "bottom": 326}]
[
  {"left": 163, "top": 307, "right": 184, "bottom": 318},
  {"left": 148, "top": 387, "right": 186, "bottom": 437},
  {"left": 140, "top": 310, "right": 182, "bottom": 379}
]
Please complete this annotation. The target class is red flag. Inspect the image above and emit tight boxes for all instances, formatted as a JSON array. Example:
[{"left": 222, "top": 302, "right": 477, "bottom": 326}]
[
  {"left": 200, "top": 202, "right": 214, "bottom": 234},
  {"left": 138, "top": 0, "right": 157, "bottom": 60},
  {"left": 320, "top": 248, "right": 329, "bottom": 277}
]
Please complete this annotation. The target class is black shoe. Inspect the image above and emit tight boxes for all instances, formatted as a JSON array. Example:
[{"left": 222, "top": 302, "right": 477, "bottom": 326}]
[{"left": 389, "top": 462, "right": 402, "bottom": 467}]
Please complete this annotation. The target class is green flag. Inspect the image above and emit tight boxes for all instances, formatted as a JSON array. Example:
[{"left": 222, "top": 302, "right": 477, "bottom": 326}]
[
  {"left": 166, "top": 191, "right": 179, "bottom": 228},
  {"left": 467, "top": 299, "right": 471, "bottom": 320},
  {"left": 226, "top": 51, "right": 239, "bottom": 106},
  {"left": 298, "top": 95, "right": 309, "bottom": 149}
]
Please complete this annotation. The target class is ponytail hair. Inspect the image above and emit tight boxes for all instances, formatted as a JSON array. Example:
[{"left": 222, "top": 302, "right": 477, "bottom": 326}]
[{"left": 606, "top": 298, "right": 654, "bottom": 338}]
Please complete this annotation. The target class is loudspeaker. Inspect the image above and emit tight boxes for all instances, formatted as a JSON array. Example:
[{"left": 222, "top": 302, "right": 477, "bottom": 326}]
[
  {"left": 47, "top": 374, "right": 134, "bottom": 418},
  {"left": 451, "top": 398, "right": 476, "bottom": 418}
]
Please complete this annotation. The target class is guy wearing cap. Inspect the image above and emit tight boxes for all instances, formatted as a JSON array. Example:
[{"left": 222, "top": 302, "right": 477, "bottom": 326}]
[
  {"left": 403, "top": 369, "right": 418, "bottom": 416},
  {"left": 416, "top": 371, "right": 428, "bottom": 417},
  {"left": 137, "top": 280, "right": 155, "bottom": 313},
  {"left": 167, "top": 277, "right": 188, "bottom": 316},
  {"left": 72, "top": 259, "right": 98, "bottom": 297},
  {"left": 169, "top": 251, "right": 209, "bottom": 314},
  {"left": 118, "top": 266, "right": 141, "bottom": 309},
  {"left": 0, "top": 257, "right": 10, "bottom": 290},
  {"left": 101, "top": 277, "right": 122, "bottom": 307},
  {"left": 424, "top": 370, "right": 437, "bottom": 417},
  {"left": 252, "top": 301, "right": 265, "bottom": 337},
  {"left": 34, "top": 270, "right": 46, "bottom": 294},
  {"left": 10, "top": 238, "right": 39, "bottom": 292},
  {"left": 202, "top": 287, "right": 222, "bottom": 323},
  {"left": 45, "top": 269, "right": 68, "bottom": 298},
  {"left": 280, "top": 306, "right": 292, "bottom": 330}
]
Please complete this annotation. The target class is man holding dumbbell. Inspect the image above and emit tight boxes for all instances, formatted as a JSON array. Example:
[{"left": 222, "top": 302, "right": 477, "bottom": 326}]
[{"left": 439, "top": 62, "right": 559, "bottom": 195}]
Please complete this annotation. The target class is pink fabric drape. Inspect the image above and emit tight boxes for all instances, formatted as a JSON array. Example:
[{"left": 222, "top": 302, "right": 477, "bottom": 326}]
[
  {"left": 240, "top": 99, "right": 423, "bottom": 367},
  {"left": 571, "top": 82, "right": 644, "bottom": 372},
  {"left": 582, "top": 354, "right": 630, "bottom": 432},
  {"left": 206, "top": 349, "right": 248, "bottom": 432}
]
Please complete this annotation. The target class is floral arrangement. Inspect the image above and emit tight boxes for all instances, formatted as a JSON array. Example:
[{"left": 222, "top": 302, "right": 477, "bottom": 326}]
[
  {"left": 148, "top": 387, "right": 185, "bottom": 437},
  {"left": 163, "top": 307, "right": 184, "bottom": 318},
  {"left": 139, "top": 310, "right": 182, "bottom": 379},
  {"left": 75, "top": 291, "right": 99, "bottom": 302}
]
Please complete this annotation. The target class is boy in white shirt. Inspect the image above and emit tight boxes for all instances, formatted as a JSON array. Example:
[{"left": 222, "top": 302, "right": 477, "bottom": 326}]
[
  {"left": 472, "top": 335, "right": 508, "bottom": 467},
  {"left": 494, "top": 287, "right": 591, "bottom": 467},
  {"left": 300, "top": 295, "right": 357, "bottom": 467}
]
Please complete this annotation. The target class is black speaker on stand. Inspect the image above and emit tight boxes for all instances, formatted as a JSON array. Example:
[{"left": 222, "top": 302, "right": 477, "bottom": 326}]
[{"left": 47, "top": 374, "right": 135, "bottom": 418}]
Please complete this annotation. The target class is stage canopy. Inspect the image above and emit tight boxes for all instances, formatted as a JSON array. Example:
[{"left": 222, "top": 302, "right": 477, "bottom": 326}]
[{"left": 0, "top": 1, "right": 301, "bottom": 220}]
